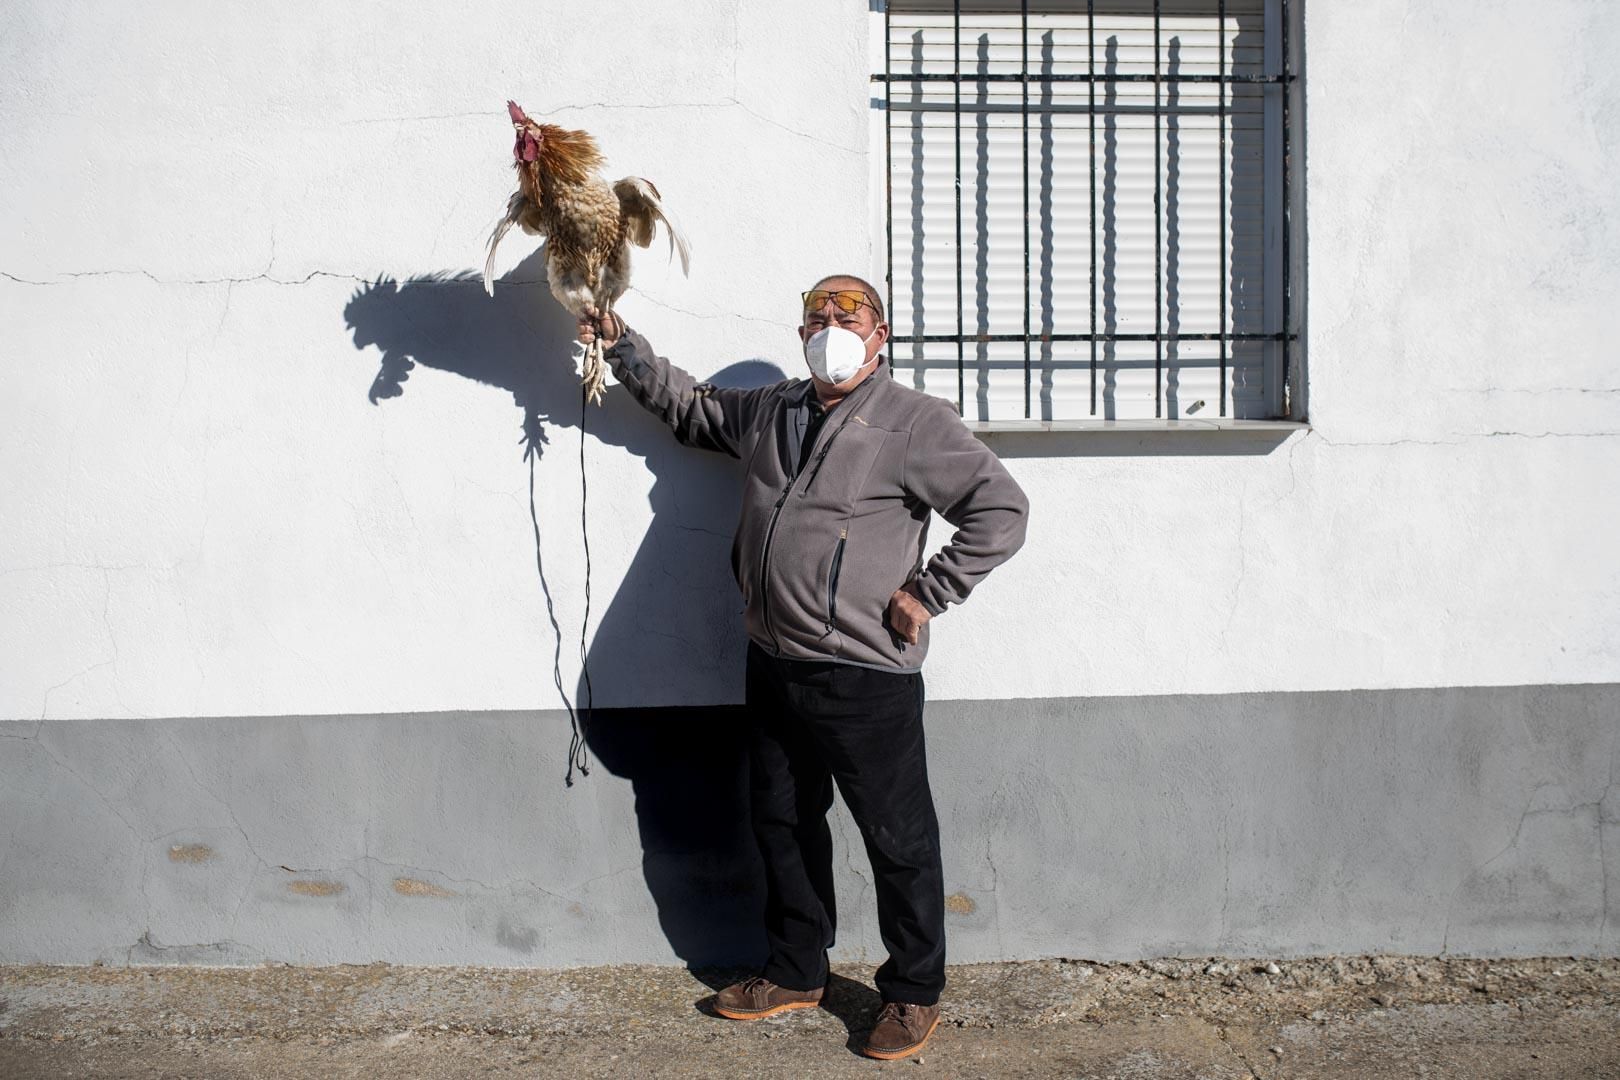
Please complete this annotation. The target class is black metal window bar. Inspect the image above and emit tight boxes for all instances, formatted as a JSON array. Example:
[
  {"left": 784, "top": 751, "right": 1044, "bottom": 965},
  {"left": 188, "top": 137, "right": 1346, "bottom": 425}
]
[{"left": 876, "top": 0, "right": 1298, "bottom": 423}]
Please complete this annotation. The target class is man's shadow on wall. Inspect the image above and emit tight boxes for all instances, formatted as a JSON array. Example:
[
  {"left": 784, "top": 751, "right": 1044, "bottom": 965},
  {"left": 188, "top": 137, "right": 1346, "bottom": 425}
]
[{"left": 343, "top": 248, "right": 782, "bottom": 968}]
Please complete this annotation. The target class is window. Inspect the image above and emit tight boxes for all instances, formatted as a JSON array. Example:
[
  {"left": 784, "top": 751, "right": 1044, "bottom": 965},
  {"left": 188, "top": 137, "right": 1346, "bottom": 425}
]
[{"left": 875, "top": 0, "right": 1301, "bottom": 425}]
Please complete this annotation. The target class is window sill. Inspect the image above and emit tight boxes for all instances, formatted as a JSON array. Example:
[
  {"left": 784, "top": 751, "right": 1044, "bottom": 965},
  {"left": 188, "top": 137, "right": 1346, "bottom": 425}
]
[{"left": 964, "top": 418, "right": 1310, "bottom": 434}]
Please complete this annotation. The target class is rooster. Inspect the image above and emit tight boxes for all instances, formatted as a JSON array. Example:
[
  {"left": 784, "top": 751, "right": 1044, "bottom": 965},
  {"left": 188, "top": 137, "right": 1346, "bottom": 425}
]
[{"left": 483, "top": 100, "right": 691, "bottom": 404}]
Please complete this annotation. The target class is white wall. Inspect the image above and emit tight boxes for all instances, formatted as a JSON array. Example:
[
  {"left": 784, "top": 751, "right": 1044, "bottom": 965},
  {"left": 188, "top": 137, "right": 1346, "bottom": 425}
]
[{"left": 3, "top": 0, "right": 1617, "bottom": 723}]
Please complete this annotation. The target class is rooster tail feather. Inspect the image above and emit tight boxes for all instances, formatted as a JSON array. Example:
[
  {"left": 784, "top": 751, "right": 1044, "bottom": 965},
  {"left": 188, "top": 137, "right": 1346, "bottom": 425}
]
[
  {"left": 483, "top": 191, "right": 535, "bottom": 296},
  {"left": 483, "top": 216, "right": 513, "bottom": 296},
  {"left": 614, "top": 176, "right": 693, "bottom": 277},
  {"left": 668, "top": 217, "right": 692, "bottom": 277}
]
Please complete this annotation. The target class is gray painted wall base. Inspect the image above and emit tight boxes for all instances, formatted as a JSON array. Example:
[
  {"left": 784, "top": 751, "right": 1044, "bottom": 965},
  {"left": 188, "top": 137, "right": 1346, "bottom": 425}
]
[{"left": 2, "top": 683, "right": 1616, "bottom": 967}]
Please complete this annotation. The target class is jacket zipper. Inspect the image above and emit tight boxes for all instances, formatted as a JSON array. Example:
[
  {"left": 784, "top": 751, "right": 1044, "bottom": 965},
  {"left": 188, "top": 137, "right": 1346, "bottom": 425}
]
[
  {"left": 825, "top": 527, "right": 848, "bottom": 633},
  {"left": 759, "top": 381, "right": 875, "bottom": 653},
  {"left": 758, "top": 480, "right": 794, "bottom": 652}
]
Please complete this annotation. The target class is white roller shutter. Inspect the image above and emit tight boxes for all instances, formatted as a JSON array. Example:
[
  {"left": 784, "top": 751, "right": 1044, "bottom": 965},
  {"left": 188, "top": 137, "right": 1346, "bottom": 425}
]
[{"left": 877, "top": 0, "right": 1286, "bottom": 422}]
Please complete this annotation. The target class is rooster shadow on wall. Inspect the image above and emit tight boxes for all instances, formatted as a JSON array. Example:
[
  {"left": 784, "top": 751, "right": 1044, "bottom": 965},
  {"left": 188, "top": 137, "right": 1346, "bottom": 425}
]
[{"left": 342, "top": 245, "right": 787, "bottom": 969}]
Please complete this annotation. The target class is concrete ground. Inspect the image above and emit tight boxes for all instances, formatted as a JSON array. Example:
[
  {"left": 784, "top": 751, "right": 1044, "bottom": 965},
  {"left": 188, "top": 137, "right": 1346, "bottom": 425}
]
[{"left": 1, "top": 955, "right": 1617, "bottom": 1078}]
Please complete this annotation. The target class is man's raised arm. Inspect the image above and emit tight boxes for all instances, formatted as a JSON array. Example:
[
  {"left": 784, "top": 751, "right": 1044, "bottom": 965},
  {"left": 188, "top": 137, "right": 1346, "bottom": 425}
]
[{"left": 580, "top": 308, "right": 776, "bottom": 459}]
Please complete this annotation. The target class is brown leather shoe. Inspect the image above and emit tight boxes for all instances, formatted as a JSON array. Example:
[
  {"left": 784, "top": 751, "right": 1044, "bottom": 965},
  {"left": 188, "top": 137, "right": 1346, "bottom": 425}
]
[
  {"left": 861, "top": 1000, "right": 942, "bottom": 1060},
  {"left": 713, "top": 975, "right": 825, "bottom": 1020}
]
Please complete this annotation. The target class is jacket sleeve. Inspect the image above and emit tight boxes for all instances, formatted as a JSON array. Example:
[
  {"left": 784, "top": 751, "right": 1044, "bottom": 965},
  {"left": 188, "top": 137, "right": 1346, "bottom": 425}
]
[
  {"left": 901, "top": 398, "right": 1031, "bottom": 616},
  {"left": 602, "top": 326, "right": 778, "bottom": 459}
]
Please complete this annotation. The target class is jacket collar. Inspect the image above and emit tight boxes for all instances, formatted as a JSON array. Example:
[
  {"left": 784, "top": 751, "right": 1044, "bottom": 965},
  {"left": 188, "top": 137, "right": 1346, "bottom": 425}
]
[{"left": 790, "top": 354, "right": 892, "bottom": 407}]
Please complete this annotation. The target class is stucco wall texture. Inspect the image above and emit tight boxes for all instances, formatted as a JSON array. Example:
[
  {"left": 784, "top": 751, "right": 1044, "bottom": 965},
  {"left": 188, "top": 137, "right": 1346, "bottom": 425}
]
[{"left": 2, "top": 0, "right": 1617, "bottom": 966}]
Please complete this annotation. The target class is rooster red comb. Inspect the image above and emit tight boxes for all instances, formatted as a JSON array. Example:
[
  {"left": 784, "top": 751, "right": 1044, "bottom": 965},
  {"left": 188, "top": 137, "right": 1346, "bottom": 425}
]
[{"left": 506, "top": 100, "right": 528, "bottom": 124}]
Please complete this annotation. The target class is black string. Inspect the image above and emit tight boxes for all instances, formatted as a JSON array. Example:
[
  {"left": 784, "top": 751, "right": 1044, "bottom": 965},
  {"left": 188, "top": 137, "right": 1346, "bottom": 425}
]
[
  {"left": 528, "top": 451, "right": 586, "bottom": 786},
  {"left": 572, "top": 379, "right": 595, "bottom": 781}
]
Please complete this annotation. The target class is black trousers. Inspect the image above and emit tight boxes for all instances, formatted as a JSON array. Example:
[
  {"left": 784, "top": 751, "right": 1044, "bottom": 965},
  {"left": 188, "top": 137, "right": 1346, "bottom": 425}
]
[{"left": 744, "top": 640, "right": 946, "bottom": 1005}]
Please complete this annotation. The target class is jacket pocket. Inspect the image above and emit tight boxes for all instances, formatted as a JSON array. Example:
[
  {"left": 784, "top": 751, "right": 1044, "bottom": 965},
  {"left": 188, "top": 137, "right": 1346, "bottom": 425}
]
[{"left": 824, "top": 527, "right": 848, "bottom": 632}]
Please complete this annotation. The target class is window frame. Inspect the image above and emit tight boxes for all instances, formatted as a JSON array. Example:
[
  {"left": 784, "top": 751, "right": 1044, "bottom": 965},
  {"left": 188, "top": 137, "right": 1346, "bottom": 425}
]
[{"left": 872, "top": 0, "right": 1307, "bottom": 431}]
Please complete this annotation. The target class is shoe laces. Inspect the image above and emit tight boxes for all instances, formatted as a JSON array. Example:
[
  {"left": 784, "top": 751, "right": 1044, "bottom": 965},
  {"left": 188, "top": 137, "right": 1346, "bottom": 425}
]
[
  {"left": 740, "top": 975, "right": 774, "bottom": 996},
  {"left": 877, "top": 1000, "right": 914, "bottom": 1024}
]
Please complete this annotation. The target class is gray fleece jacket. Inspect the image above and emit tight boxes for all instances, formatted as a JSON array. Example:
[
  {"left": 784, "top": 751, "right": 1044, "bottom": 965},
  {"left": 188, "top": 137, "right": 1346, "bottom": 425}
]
[{"left": 604, "top": 327, "right": 1030, "bottom": 672}]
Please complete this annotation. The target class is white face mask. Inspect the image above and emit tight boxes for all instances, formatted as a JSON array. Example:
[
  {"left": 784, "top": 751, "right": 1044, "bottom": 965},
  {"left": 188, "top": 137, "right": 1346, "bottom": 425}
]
[{"left": 803, "top": 324, "right": 878, "bottom": 385}]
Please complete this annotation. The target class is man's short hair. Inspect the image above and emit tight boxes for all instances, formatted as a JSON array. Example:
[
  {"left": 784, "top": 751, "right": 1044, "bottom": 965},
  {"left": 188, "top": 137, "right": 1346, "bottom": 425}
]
[{"left": 808, "top": 273, "right": 886, "bottom": 324}]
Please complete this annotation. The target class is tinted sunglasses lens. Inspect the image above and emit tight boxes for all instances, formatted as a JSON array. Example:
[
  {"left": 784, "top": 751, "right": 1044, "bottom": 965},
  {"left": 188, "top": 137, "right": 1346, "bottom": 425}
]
[{"left": 803, "top": 290, "right": 867, "bottom": 314}]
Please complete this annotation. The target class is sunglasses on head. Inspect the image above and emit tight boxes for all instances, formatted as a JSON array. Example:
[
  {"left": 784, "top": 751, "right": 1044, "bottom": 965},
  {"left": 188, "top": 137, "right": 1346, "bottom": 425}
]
[{"left": 802, "top": 289, "right": 879, "bottom": 317}]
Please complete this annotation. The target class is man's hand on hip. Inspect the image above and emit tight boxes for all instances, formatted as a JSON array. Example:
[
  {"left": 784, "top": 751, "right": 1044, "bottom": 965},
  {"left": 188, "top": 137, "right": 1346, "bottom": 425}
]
[{"left": 886, "top": 582, "right": 933, "bottom": 645}]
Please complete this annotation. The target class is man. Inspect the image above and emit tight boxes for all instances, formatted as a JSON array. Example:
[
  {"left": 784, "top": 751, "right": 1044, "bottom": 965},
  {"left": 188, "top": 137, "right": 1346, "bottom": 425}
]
[{"left": 577, "top": 274, "right": 1028, "bottom": 1061}]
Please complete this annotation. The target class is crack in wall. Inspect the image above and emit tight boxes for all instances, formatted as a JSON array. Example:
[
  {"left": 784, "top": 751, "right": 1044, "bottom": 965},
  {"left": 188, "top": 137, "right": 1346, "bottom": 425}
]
[
  {"left": 1264, "top": 429, "right": 1310, "bottom": 509},
  {"left": 3, "top": 268, "right": 371, "bottom": 288},
  {"left": 36, "top": 660, "right": 115, "bottom": 720},
  {"left": 4, "top": 267, "right": 793, "bottom": 345},
  {"left": 1439, "top": 771, "right": 1620, "bottom": 955},
  {"left": 985, "top": 832, "right": 1005, "bottom": 957},
  {"left": 33, "top": 567, "right": 121, "bottom": 720},
  {"left": 723, "top": 97, "right": 864, "bottom": 156},
  {"left": 1597, "top": 744, "right": 1616, "bottom": 950},
  {"left": 160, "top": 730, "right": 274, "bottom": 872},
  {"left": 216, "top": 281, "right": 235, "bottom": 336},
  {"left": 27, "top": 728, "right": 146, "bottom": 847},
  {"left": 1218, "top": 789, "right": 1233, "bottom": 951},
  {"left": 629, "top": 289, "right": 797, "bottom": 330},
  {"left": 1441, "top": 780, "right": 1551, "bottom": 955},
  {"left": 94, "top": 567, "right": 151, "bottom": 722}
]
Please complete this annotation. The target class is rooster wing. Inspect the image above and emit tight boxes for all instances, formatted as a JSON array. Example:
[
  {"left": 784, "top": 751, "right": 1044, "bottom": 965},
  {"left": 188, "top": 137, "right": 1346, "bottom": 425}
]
[{"left": 613, "top": 177, "right": 692, "bottom": 277}]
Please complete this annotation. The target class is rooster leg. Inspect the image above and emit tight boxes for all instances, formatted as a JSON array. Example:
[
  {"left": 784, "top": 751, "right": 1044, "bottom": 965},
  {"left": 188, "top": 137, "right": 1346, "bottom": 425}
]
[
  {"left": 592, "top": 337, "right": 603, "bottom": 403},
  {"left": 581, "top": 304, "right": 611, "bottom": 406},
  {"left": 581, "top": 333, "right": 604, "bottom": 406}
]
